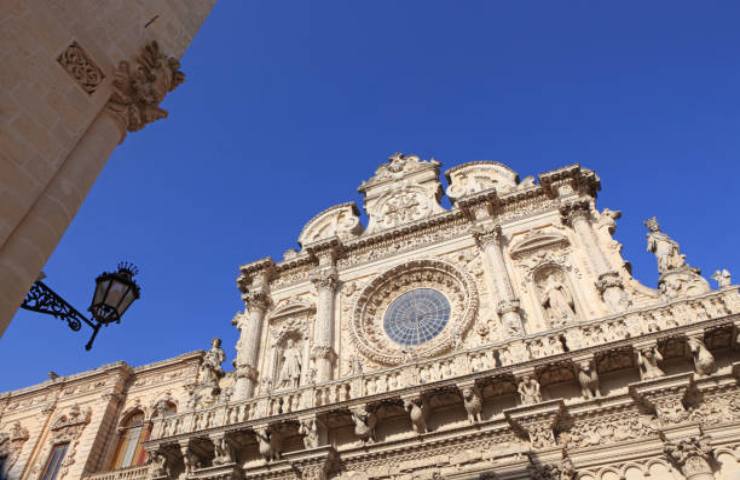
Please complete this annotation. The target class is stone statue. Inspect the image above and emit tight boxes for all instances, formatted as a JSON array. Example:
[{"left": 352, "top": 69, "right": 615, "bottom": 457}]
[
  {"left": 687, "top": 336, "right": 715, "bottom": 377},
  {"left": 517, "top": 375, "right": 542, "bottom": 405},
  {"left": 255, "top": 426, "right": 281, "bottom": 462},
  {"left": 148, "top": 451, "right": 170, "bottom": 477},
  {"left": 712, "top": 269, "right": 732, "bottom": 288},
  {"left": 461, "top": 386, "right": 482, "bottom": 424},
  {"left": 404, "top": 397, "right": 427, "bottom": 434},
  {"left": 540, "top": 273, "right": 576, "bottom": 327},
  {"left": 350, "top": 405, "right": 377, "bottom": 444},
  {"left": 636, "top": 346, "right": 664, "bottom": 381},
  {"left": 277, "top": 338, "right": 302, "bottom": 389},
  {"left": 298, "top": 417, "right": 320, "bottom": 449},
  {"left": 645, "top": 217, "right": 686, "bottom": 273},
  {"left": 198, "top": 338, "right": 225, "bottom": 390},
  {"left": 576, "top": 359, "right": 601, "bottom": 400}
]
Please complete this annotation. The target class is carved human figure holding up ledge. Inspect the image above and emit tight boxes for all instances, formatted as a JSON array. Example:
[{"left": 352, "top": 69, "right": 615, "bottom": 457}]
[
  {"left": 539, "top": 272, "right": 576, "bottom": 327},
  {"left": 645, "top": 217, "right": 687, "bottom": 273},
  {"left": 636, "top": 346, "right": 664, "bottom": 380},
  {"left": 517, "top": 375, "right": 542, "bottom": 405},
  {"left": 277, "top": 338, "right": 302, "bottom": 390}
]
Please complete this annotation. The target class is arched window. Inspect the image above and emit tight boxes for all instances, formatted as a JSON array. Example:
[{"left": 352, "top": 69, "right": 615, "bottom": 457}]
[{"left": 111, "top": 411, "right": 146, "bottom": 469}]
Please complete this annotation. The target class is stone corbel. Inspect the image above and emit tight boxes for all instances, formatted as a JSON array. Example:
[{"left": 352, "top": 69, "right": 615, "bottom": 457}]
[
  {"left": 237, "top": 257, "right": 276, "bottom": 297},
  {"left": 298, "top": 414, "right": 325, "bottom": 449},
  {"left": 505, "top": 399, "right": 565, "bottom": 451},
  {"left": 285, "top": 446, "right": 338, "bottom": 480},
  {"left": 572, "top": 353, "right": 601, "bottom": 400},
  {"left": 634, "top": 339, "right": 665, "bottom": 381},
  {"left": 402, "top": 393, "right": 429, "bottom": 434},
  {"left": 210, "top": 432, "right": 238, "bottom": 466},
  {"left": 178, "top": 439, "right": 199, "bottom": 476},
  {"left": 457, "top": 380, "right": 483, "bottom": 424},
  {"left": 629, "top": 372, "right": 695, "bottom": 428},
  {"left": 514, "top": 368, "right": 543, "bottom": 406}
]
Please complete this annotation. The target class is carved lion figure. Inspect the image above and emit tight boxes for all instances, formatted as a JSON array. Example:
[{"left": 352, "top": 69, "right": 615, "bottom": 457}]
[
  {"left": 576, "top": 360, "right": 601, "bottom": 400},
  {"left": 461, "top": 386, "right": 482, "bottom": 424}
]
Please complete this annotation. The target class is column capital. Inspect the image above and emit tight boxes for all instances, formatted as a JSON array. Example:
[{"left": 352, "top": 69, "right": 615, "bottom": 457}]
[
  {"left": 471, "top": 223, "right": 504, "bottom": 248},
  {"left": 311, "top": 267, "right": 339, "bottom": 291},
  {"left": 559, "top": 200, "right": 592, "bottom": 227},
  {"left": 305, "top": 237, "right": 344, "bottom": 266},
  {"left": 243, "top": 290, "right": 271, "bottom": 312},
  {"left": 237, "top": 257, "right": 276, "bottom": 294},
  {"left": 105, "top": 41, "right": 185, "bottom": 143}
]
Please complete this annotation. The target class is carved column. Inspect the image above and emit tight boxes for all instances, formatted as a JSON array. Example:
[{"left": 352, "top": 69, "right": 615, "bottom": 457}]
[
  {"left": 0, "top": 41, "right": 184, "bottom": 333},
  {"left": 560, "top": 200, "right": 629, "bottom": 312},
  {"left": 664, "top": 434, "right": 714, "bottom": 480},
  {"left": 233, "top": 291, "right": 271, "bottom": 401},
  {"left": 311, "top": 267, "right": 339, "bottom": 383},
  {"left": 472, "top": 224, "right": 524, "bottom": 336}
]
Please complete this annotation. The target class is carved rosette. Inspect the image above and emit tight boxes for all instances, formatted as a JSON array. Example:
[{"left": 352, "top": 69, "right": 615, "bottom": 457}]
[
  {"left": 351, "top": 259, "right": 478, "bottom": 365},
  {"left": 107, "top": 41, "right": 184, "bottom": 135}
]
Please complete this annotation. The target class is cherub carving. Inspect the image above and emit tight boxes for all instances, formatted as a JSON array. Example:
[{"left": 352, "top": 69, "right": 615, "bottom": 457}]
[
  {"left": 576, "top": 359, "right": 601, "bottom": 400},
  {"left": 636, "top": 346, "right": 664, "bottom": 381},
  {"left": 350, "top": 405, "right": 377, "bottom": 444},
  {"left": 461, "top": 385, "right": 482, "bottom": 424}
]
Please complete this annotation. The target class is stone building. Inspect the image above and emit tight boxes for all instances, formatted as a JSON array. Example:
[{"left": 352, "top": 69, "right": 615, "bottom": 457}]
[
  {"left": 2, "top": 155, "right": 740, "bottom": 480},
  {"left": 0, "top": 0, "right": 215, "bottom": 335}
]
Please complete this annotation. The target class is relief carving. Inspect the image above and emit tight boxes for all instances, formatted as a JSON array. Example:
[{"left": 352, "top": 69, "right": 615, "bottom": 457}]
[{"left": 57, "top": 41, "right": 104, "bottom": 94}]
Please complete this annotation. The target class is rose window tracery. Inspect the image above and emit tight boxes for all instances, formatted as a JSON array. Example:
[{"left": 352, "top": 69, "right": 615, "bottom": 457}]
[
  {"left": 352, "top": 259, "right": 478, "bottom": 365},
  {"left": 383, "top": 288, "right": 451, "bottom": 346}
]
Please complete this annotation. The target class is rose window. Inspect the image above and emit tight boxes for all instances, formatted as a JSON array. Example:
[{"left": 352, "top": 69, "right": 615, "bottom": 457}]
[
  {"left": 351, "top": 259, "right": 478, "bottom": 365},
  {"left": 383, "top": 289, "right": 450, "bottom": 346}
]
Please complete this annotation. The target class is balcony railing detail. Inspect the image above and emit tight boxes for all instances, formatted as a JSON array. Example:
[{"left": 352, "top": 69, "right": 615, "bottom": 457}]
[{"left": 147, "top": 288, "right": 739, "bottom": 444}]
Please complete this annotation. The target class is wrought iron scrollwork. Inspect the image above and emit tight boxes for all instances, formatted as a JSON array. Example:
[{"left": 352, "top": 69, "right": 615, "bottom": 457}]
[{"left": 21, "top": 281, "right": 93, "bottom": 332}]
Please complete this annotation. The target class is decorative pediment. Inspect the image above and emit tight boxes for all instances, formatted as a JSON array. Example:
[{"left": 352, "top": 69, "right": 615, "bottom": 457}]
[
  {"left": 298, "top": 202, "right": 363, "bottom": 248},
  {"left": 360, "top": 153, "right": 445, "bottom": 233},
  {"left": 51, "top": 404, "right": 92, "bottom": 441},
  {"left": 268, "top": 298, "right": 315, "bottom": 321},
  {"left": 509, "top": 231, "right": 570, "bottom": 258},
  {"left": 445, "top": 161, "right": 519, "bottom": 202}
]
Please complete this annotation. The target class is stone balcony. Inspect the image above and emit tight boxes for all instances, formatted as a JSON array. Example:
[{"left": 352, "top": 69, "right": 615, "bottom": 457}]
[
  {"left": 83, "top": 466, "right": 149, "bottom": 480},
  {"left": 143, "top": 287, "right": 740, "bottom": 479}
]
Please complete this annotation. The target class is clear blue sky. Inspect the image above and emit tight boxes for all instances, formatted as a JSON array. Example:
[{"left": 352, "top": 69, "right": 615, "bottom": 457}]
[{"left": 2, "top": 1, "right": 739, "bottom": 391}]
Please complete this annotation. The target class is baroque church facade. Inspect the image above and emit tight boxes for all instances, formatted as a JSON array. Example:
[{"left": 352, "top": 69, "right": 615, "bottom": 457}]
[{"left": 2, "top": 155, "right": 740, "bottom": 480}]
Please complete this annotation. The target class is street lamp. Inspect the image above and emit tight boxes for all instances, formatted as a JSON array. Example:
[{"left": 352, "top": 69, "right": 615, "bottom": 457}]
[{"left": 20, "top": 262, "right": 141, "bottom": 350}]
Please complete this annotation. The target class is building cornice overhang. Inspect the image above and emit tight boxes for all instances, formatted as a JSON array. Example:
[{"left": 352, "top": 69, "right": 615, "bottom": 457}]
[{"left": 538, "top": 163, "right": 601, "bottom": 198}]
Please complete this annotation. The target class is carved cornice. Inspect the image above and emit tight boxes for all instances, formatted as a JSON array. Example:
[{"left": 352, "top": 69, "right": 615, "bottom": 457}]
[
  {"left": 539, "top": 164, "right": 600, "bottom": 198},
  {"left": 237, "top": 257, "right": 276, "bottom": 293},
  {"left": 559, "top": 199, "right": 593, "bottom": 227}
]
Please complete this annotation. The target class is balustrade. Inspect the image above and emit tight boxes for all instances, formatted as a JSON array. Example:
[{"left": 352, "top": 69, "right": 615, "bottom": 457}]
[
  {"left": 83, "top": 466, "right": 149, "bottom": 480},
  {"left": 148, "top": 288, "right": 738, "bottom": 444}
]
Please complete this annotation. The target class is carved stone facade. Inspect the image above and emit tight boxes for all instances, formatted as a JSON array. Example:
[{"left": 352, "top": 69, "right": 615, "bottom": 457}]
[{"left": 2, "top": 156, "right": 740, "bottom": 480}]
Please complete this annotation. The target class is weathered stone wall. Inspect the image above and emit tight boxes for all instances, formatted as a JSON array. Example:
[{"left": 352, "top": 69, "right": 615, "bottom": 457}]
[{"left": 0, "top": 0, "right": 216, "bottom": 335}]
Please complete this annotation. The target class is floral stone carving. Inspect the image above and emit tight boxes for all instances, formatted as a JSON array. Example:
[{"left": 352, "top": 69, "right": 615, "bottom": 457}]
[{"left": 107, "top": 41, "right": 184, "bottom": 133}]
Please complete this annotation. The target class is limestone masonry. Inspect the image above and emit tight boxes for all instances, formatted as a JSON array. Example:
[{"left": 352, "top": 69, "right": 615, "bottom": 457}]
[{"left": 2, "top": 155, "right": 739, "bottom": 480}]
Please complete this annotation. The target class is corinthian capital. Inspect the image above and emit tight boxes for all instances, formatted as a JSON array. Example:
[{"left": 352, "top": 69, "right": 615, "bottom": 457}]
[
  {"left": 559, "top": 200, "right": 592, "bottom": 227},
  {"left": 106, "top": 41, "right": 184, "bottom": 137},
  {"left": 244, "top": 291, "right": 271, "bottom": 312},
  {"left": 471, "top": 223, "right": 503, "bottom": 248},
  {"left": 311, "top": 267, "right": 338, "bottom": 291}
]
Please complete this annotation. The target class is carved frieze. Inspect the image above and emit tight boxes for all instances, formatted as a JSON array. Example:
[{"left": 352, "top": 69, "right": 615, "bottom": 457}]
[{"left": 57, "top": 41, "right": 104, "bottom": 94}]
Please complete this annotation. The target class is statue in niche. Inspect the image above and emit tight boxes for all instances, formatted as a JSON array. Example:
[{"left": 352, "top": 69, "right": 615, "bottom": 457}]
[
  {"left": 198, "top": 338, "right": 225, "bottom": 390},
  {"left": 538, "top": 270, "right": 576, "bottom": 327},
  {"left": 645, "top": 217, "right": 686, "bottom": 273},
  {"left": 517, "top": 375, "right": 542, "bottom": 405},
  {"left": 277, "top": 338, "right": 302, "bottom": 389}
]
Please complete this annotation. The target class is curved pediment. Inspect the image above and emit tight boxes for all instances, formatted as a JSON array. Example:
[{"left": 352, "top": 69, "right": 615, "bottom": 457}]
[
  {"left": 509, "top": 231, "right": 570, "bottom": 257},
  {"left": 298, "top": 202, "right": 363, "bottom": 248},
  {"left": 268, "top": 298, "right": 315, "bottom": 321},
  {"left": 445, "top": 161, "right": 519, "bottom": 202}
]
